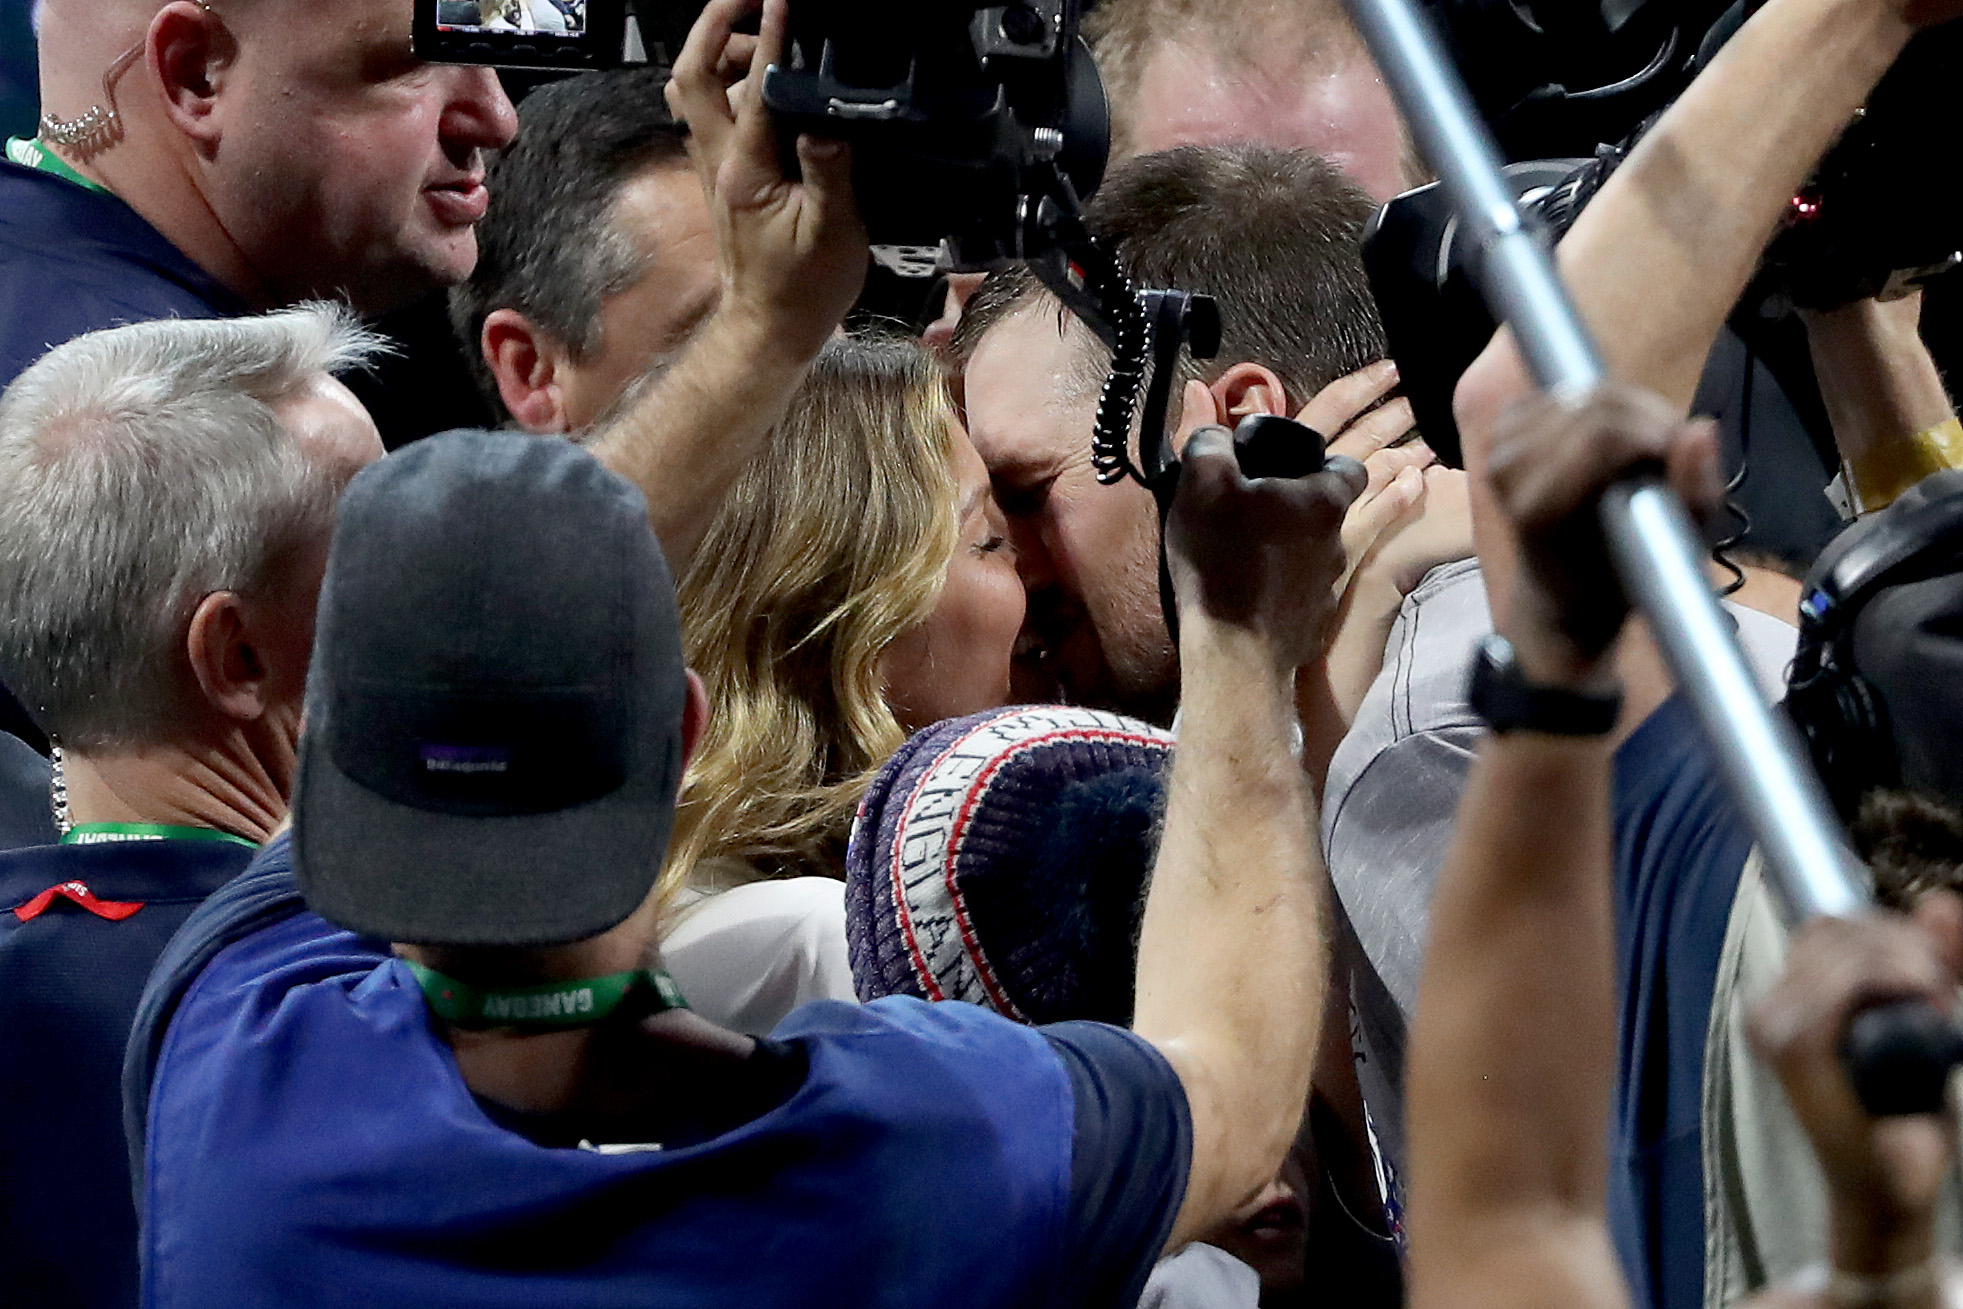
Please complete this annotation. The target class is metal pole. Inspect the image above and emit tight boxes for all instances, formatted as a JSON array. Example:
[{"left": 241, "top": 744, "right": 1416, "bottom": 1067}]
[{"left": 1344, "top": 0, "right": 1869, "bottom": 924}]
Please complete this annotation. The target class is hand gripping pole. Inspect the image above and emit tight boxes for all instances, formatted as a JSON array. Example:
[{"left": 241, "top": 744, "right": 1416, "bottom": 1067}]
[{"left": 1342, "top": 0, "right": 1957, "bottom": 1115}]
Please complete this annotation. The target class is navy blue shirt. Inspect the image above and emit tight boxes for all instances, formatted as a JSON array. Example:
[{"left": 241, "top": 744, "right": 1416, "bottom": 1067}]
[
  {"left": 130, "top": 836, "right": 1191, "bottom": 1308},
  {"left": 0, "top": 732, "right": 54, "bottom": 851},
  {"left": 0, "top": 836, "right": 256, "bottom": 1309},
  {"left": 1608, "top": 692, "right": 1756, "bottom": 1309},
  {"left": 0, "top": 160, "right": 243, "bottom": 392},
  {"left": 0, "top": 159, "right": 246, "bottom": 751}
]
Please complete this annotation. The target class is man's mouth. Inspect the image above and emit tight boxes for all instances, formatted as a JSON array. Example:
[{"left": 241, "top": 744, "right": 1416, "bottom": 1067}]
[
  {"left": 1241, "top": 1194, "right": 1307, "bottom": 1240},
  {"left": 424, "top": 174, "right": 490, "bottom": 225},
  {"left": 1009, "top": 626, "right": 1064, "bottom": 703}
]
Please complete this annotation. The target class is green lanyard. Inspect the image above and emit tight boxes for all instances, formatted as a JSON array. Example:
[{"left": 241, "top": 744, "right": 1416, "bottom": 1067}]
[
  {"left": 5, "top": 136, "right": 109, "bottom": 195},
  {"left": 407, "top": 961, "right": 689, "bottom": 1033},
  {"left": 62, "top": 822, "right": 258, "bottom": 850}
]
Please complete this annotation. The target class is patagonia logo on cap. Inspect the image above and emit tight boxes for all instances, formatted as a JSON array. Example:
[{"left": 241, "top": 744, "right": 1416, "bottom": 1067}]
[{"left": 419, "top": 744, "right": 513, "bottom": 776}]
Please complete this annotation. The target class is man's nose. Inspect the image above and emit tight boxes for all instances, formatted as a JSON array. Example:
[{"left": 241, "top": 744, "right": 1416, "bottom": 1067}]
[
  {"left": 1005, "top": 516, "right": 1056, "bottom": 592},
  {"left": 441, "top": 68, "right": 521, "bottom": 155}
]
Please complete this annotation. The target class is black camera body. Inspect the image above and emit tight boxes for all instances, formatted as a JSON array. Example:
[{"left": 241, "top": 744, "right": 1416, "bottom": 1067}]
[
  {"left": 1367, "top": 0, "right": 1962, "bottom": 467},
  {"left": 1751, "top": 23, "right": 1963, "bottom": 313},
  {"left": 412, "top": 0, "right": 1110, "bottom": 280},
  {"left": 760, "top": 1, "right": 1109, "bottom": 275}
]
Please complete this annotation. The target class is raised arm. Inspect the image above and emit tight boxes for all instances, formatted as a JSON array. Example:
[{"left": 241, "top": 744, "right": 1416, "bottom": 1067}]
[
  {"left": 586, "top": 0, "right": 867, "bottom": 564},
  {"left": 1454, "top": 0, "right": 1952, "bottom": 619},
  {"left": 1130, "top": 426, "right": 1367, "bottom": 1251},
  {"left": 1803, "top": 292, "right": 1959, "bottom": 515},
  {"left": 1745, "top": 894, "right": 1963, "bottom": 1309},
  {"left": 1407, "top": 385, "right": 1721, "bottom": 1309}
]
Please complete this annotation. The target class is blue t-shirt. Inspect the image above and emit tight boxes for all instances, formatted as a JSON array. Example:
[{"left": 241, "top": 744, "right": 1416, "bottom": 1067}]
[
  {"left": 132, "top": 836, "right": 1191, "bottom": 1308},
  {"left": 1607, "top": 691, "right": 1756, "bottom": 1309},
  {"left": 0, "top": 836, "right": 255, "bottom": 1309}
]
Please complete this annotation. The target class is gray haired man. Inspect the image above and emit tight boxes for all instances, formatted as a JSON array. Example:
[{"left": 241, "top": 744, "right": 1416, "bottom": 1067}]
[{"left": 0, "top": 305, "right": 384, "bottom": 1309}]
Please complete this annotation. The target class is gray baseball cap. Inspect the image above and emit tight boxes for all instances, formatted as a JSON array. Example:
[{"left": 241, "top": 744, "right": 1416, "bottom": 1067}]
[{"left": 294, "top": 430, "right": 689, "bottom": 947}]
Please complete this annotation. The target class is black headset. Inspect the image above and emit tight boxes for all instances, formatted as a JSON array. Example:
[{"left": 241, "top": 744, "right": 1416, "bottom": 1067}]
[{"left": 1787, "top": 470, "right": 1963, "bottom": 819}]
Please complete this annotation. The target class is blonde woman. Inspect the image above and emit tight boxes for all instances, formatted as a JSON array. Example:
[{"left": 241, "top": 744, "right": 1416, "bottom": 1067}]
[{"left": 657, "top": 335, "right": 1026, "bottom": 1032}]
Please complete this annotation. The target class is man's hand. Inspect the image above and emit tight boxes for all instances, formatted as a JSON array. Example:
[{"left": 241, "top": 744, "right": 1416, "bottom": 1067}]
[
  {"left": 592, "top": 0, "right": 866, "bottom": 560},
  {"left": 1483, "top": 385, "right": 1722, "bottom": 684},
  {"left": 665, "top": 0, "right": 867, "bottom": 360},
  {"left": 1165, "top": 424, "right": 1367, "bottom": 671},
  {"left": 1749, "top": 894, "right": 1963, "bottom": 1257}
]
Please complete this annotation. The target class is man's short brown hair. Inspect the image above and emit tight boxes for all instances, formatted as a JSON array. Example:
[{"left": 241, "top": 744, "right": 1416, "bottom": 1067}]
[{"left": 954, "top": 143, "right": 1387, "bottom": 412}]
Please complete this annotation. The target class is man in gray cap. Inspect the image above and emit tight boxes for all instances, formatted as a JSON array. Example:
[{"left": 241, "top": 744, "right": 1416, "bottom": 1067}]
[{"left": 126, "top": 415, "right": 1370, "bottom": 1307}]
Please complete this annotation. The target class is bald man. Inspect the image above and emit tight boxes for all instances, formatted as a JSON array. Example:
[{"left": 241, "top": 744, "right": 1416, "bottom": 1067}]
[
  {"left": 1, "top": 0, "right": 519, "bottom": 391},
  {"left": 0, "top": 0, "right": 517, "bottom": 748}
]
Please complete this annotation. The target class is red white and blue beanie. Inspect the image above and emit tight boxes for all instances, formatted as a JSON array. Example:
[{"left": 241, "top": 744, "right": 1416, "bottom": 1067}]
[{"left": 844, "top": 705, "right": 1173, "bottom": 1026}]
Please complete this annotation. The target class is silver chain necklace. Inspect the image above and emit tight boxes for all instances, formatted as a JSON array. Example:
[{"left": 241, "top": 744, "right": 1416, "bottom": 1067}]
[{"left": 49, "top": 744, "right": 71, "bottom": 837}]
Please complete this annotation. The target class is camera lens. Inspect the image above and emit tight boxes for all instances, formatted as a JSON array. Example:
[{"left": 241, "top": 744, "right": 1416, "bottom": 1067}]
[{"left": 1000, "top": 6, "right": 1047, "bottom": 46}]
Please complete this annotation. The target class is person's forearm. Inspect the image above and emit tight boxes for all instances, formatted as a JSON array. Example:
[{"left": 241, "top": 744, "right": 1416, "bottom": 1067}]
[
  {"left": 1559, "top": 0, "right": 1911, "bottom": 408},
  {"left": 1805, "top": 295, "right": 1957, "bottom": 513},
  {"left": 1407, "top": 732, "right": 1624, "bottom": 1309},
  {"left": 1134, "top": 617, "right": 1325, "bottom": 1249},
  {"left": 1323, "top": 573, "right": 1404, "bottom": 727},
  {"left": 1455, "top": 0, "right": 1915, "bottom": 607},
  {"left": 587, "top": 308, "right": 816, "bottom": 565}
]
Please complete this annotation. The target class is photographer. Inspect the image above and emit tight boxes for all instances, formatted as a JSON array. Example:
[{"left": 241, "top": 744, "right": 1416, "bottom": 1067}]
[
  {"left": 1403, "top": 380, "right": 1963, "bottom": 1309},
  {"left": 1450, "top": 0, "right": 1963, "bottom": 1300},
  {"left": 579, "top": 0, "right": 865, "bottom": 564},
  {"left": 1805, "top": 292, "right": 1960, "bottom": 517},
  {"left": 1319, "top": 0, "right": 1961, "bottom": 1240}
]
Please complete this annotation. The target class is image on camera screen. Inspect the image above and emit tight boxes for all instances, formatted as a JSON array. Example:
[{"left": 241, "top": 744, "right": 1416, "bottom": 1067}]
[{"left": 434, "top": 0, "right": 586, "bottom": 36}]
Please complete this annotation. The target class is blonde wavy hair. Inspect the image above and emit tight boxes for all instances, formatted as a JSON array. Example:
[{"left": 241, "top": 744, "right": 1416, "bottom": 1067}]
[{"left": 660, "top": 335, "right": 962, "bottom": 900}]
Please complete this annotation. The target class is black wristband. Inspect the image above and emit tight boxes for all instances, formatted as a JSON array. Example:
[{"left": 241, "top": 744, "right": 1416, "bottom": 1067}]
[{"left": 1466, "top": 634, "right": 1623, "bottom": 736}]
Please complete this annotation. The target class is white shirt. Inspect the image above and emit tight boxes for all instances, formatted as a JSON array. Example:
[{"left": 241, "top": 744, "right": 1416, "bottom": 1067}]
[
  {"left": 1138, "top": 1244, "right": 1262, "bottom": 1309},
  {"left": 659, "top": 877, "right": 857, "bottom": 1036}
]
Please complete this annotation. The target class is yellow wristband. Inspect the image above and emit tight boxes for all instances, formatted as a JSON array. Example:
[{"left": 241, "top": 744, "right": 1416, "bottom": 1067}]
[{"left": 1845, "top": 417, "right": 1963, "bottom": 515}]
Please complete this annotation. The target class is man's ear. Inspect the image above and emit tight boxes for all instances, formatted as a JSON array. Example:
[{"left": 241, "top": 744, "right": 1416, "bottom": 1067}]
[
  {"left": 678, "top": 670, "right": 709, "bottom": 772},
  {"left": 185, "top": 592, "right": 273, "bottom": 724},
  {"left": 151, "top": 1, "right": 236, "bottom": 152},
  {"left": 482, "top": 309, "right": 572, "bottom": 434},
  {"left": 1170, "top": 378, "right": 1222, "bottom": 456},
  {"left": 1210, "top": 362, "right": 1290, "bottom": 422}
]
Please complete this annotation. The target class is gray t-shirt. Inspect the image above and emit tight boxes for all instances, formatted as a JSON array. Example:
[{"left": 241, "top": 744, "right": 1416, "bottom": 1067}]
[{"left": 1320, "top": 558, "right": 1800, "bottom": 1172}]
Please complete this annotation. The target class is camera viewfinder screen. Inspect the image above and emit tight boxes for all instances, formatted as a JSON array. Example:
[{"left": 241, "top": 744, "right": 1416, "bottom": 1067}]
[{"left": 434, "top": 0, "right": 587, "bottom": 36}]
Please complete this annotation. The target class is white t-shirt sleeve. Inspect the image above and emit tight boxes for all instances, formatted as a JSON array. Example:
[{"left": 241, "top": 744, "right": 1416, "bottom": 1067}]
[
  {"left": 1136, "top": 1244, "right": 1262, "bottom": 1309},
  {"left": 658, "top": 877, "right": 857, "bottom": 1036}
]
